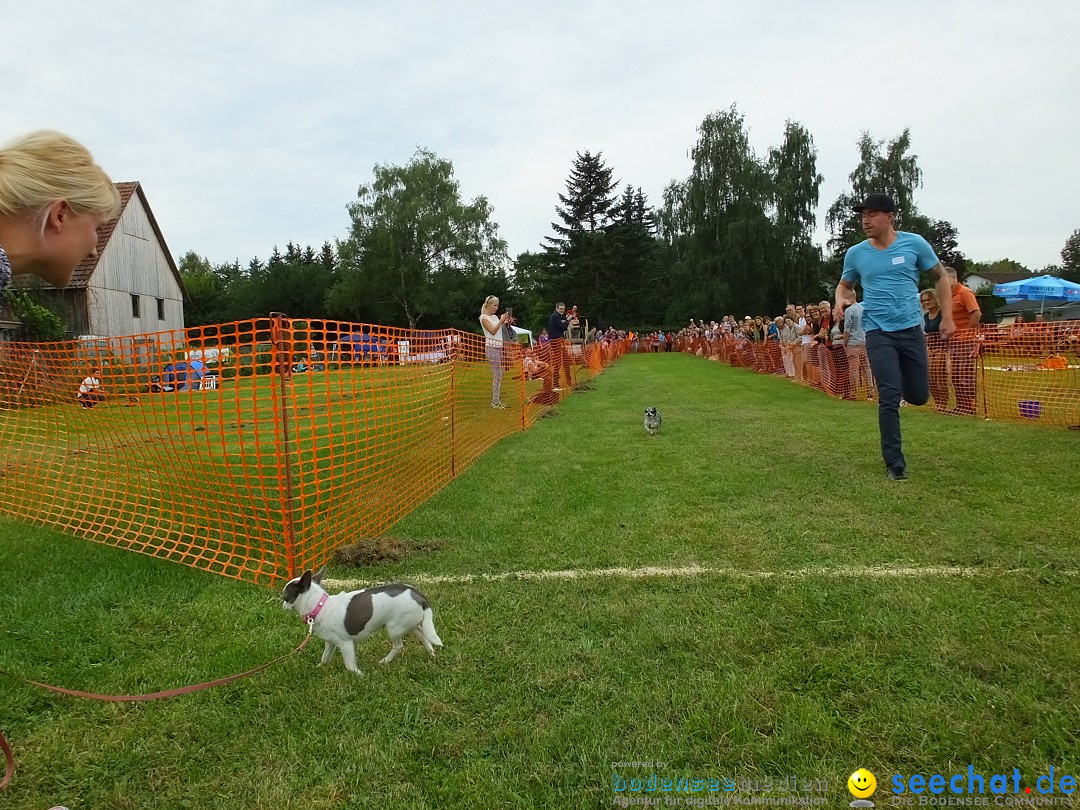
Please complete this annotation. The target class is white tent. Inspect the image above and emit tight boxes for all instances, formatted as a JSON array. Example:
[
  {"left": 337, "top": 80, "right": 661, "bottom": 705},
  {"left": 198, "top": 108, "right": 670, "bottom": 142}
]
[{"left": 509, "top": 326, "right": 533, "bottom": 346}]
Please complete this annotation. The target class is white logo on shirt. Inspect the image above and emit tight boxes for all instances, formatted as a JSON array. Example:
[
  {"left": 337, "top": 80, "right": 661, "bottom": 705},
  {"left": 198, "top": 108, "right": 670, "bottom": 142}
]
[{"left": 892, "top": 256, "right": 906, "bottom": 265}]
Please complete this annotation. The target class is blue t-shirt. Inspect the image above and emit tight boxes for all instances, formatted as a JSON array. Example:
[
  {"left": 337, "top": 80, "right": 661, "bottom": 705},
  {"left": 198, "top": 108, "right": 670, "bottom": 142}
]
[{"left": 841, "top": 232, "right": 940, "bottom": 332}]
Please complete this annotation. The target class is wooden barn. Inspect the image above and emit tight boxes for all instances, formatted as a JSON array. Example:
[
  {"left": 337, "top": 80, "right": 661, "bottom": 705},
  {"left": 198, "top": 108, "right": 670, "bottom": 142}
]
[{"left": 9, "top": 181, "right": 186, "bottom": 339}]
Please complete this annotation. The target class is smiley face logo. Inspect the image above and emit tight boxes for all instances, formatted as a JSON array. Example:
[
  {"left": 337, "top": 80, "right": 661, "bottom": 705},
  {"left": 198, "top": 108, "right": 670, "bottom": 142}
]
[{"left": 848, "top": 768, "right": 877, "bottom": 799}]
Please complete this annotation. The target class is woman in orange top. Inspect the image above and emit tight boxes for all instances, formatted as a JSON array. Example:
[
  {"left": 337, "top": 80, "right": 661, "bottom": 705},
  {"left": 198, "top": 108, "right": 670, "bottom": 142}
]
[{"left": 945, "top": 268, "right": 981, "bottom": 415}]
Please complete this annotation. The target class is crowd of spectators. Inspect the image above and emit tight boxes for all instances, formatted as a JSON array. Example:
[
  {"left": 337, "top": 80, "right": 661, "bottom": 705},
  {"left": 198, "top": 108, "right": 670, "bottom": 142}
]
[
  {"left": 671, "top": 303, "right": 876, "bottom": 399},
  {"left": 628, "top": 330, "right": 674, "bottom": 352},
  {"left": 670, "top": 287, "right": 1080, "bottom": 412}
]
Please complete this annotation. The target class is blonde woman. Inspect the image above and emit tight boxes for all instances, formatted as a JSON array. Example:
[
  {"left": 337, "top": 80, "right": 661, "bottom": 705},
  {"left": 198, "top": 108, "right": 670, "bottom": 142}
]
[
  {"left": 920, "top": 288, "right": 949, "bottom": 411},
  {"left": 479, "top": 295, "right": 513, "bottom": 409},
  {"left": 0, "top": 131, "right": 121, "bottom": 294}
]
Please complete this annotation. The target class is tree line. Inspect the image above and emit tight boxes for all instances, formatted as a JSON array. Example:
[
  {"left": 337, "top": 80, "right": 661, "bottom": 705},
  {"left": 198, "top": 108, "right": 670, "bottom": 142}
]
[{"left": 176, "top": 104, "right": 1080, "bottom": 337}]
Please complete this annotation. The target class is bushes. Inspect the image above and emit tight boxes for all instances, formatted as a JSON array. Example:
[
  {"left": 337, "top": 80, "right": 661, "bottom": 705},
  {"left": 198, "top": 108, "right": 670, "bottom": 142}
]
[{"left": 5, "top": 289, "right": 67, "bottom": 341}]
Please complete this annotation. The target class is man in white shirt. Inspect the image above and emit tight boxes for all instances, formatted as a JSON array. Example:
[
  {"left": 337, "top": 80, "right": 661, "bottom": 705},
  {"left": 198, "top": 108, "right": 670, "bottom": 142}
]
[{"left": 77, "top": 367, "right": 105, "bottom": 409}]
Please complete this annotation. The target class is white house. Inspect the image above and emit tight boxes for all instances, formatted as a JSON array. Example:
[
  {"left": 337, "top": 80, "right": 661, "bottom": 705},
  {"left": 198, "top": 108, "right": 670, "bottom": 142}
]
[
  {"left": 10, "top": 181, "right": 186, "bottom": 339},
  {"left": 962, "top": 269, "right": 1030, "bottom": 295}
]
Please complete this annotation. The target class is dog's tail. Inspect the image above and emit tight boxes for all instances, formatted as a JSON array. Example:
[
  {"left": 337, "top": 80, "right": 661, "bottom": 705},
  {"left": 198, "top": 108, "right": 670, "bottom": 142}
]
[{"left": 420, "top": 608, "right": 443, "bottom": 648}]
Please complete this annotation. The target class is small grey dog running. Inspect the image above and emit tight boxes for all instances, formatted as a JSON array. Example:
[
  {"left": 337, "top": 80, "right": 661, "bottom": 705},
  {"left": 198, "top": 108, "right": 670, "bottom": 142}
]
[{"left": 643, "top": 407, "right": 662, "bottom": 435}]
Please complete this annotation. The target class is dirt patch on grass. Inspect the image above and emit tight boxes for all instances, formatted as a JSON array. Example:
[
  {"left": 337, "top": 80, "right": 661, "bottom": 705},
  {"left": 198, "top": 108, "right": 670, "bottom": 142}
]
[{"left": 333, "top": 536, "right": 441, "bottom": 567}]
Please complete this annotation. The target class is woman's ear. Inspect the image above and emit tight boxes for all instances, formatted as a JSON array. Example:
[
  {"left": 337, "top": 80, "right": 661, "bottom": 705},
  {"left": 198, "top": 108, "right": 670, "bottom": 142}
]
[{"left": 41, "top": 199, "right": 71, "bottom": 234}]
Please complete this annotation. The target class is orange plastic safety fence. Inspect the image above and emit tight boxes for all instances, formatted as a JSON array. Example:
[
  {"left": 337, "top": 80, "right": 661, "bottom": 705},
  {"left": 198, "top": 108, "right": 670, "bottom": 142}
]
[
  {"left": 677, "top": 321, "right": 1080, "bottom": 429},
  {"left": 0, "top": 318, "right": 629, "bottom": 586}
]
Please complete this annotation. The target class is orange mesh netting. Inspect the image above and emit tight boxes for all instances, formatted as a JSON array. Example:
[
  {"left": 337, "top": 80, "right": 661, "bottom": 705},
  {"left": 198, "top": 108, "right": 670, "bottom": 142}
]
[
  {"left": 0, "top": 317, "right": 627, "bottom": 586},
  {"left": 677, "top": 320, "right": 1080, "bottom": 428}
]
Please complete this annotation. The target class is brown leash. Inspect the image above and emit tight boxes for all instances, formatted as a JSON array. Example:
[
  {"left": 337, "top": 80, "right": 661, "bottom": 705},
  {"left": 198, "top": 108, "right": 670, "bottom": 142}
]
[
  {"left": 0, "top": 730, "right": 12, "bottom": 791},
  {"left": 0, "top": 634, "right": 312, "bottom": 789}
]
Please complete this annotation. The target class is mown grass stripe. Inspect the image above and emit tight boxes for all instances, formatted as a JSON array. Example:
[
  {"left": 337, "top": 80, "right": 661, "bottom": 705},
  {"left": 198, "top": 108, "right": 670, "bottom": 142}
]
[{"left": 324, "top": 563, "right": 1079, "bottom": 589}]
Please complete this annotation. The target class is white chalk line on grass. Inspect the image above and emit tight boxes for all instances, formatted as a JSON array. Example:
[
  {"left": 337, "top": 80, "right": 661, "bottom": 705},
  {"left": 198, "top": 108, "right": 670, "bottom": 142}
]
[{"left": 324, "top": 563, "right": 1079, "bottom": 590}]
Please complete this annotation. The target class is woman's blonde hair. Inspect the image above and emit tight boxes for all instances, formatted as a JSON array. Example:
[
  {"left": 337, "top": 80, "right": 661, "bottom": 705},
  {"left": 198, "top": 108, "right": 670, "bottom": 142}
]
[
  {"left": 0, "top": 130, "right": 121, "bottom": 222},
  {"left": 920, "top": 288, "right": 939, "bottom": 305}
]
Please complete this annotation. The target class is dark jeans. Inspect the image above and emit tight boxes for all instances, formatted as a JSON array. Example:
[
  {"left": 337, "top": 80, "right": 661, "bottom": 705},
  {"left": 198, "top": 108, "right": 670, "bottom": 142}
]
[{"left": 865, "top": 327, "right": 929, "bottom": 472}]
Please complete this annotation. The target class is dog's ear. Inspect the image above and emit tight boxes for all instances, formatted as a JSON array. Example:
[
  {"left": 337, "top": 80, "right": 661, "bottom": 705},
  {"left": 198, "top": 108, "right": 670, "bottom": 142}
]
[
  {"left": 312, "top": 565, "right": 327, "bottom": 584},
  {"left": 298, "top": 570, "right": 312, "bottom": 591}
]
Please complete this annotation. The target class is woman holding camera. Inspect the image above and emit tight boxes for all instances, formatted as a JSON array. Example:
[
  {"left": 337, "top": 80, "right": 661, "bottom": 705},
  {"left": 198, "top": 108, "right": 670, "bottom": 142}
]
[{"left": 480, "top": 294, "right": 514, "bottom": 409}]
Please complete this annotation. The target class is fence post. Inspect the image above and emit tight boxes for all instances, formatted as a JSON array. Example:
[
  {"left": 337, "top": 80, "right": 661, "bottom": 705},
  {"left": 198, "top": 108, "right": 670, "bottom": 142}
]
[
  {"left": 269, "top": 312, "right": 298, "bottom": 579},
  {"left": 449, "top": 335, "right": 457, "bottom": 478},
  {"left": 519, "top": 342, "right": 526, "bottom": 431},
  {"left": 978, "top": 337, "right": 988, "bottom": 420}
]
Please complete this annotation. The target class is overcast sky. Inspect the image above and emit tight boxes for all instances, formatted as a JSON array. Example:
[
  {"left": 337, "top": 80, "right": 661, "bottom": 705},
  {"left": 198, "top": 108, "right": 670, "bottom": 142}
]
[{"left": 4, "top": 0, "right": 1078, "bottom": 275}]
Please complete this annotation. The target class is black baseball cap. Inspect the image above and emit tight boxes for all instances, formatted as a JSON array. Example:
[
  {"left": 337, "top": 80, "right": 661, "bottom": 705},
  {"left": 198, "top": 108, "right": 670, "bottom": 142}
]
[{"left": 852, "top": 193, "right": 896, "bottom": 213}]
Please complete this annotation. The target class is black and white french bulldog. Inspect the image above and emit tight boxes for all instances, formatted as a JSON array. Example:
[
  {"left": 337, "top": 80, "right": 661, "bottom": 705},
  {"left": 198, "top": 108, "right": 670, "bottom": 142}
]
[{"left": 282, "top": 566, "right": 443, "bottom": 675}]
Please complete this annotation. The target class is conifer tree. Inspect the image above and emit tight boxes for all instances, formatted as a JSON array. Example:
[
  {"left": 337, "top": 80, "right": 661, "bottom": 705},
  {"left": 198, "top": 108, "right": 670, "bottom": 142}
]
[{"left": 545, "top": 151, "right": 620, "bottom": 325}]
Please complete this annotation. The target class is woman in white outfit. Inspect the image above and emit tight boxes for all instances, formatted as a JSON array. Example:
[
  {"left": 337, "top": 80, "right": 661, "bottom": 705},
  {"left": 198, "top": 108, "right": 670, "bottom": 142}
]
[{"left": 479, "top": 295, "right": 512, "bottom": 408}]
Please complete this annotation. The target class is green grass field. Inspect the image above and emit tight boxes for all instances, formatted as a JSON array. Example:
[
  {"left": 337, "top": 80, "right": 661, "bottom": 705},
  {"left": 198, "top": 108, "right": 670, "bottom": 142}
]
[{"left": 2, "top": 352, "right": 1078, "bottom": 809}]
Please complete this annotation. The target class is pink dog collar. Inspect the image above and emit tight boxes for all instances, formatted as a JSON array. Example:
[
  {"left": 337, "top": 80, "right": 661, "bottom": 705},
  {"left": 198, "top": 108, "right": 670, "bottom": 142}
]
[{"left": 303, "top": 593, "right": 328, "bottom": 627}]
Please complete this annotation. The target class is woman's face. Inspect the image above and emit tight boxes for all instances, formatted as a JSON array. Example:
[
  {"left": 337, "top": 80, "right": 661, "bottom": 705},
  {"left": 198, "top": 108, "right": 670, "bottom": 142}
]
[
  {"left": 486, "top": 297, "right": 499, "bottom": 313},
  {"left": 920, "top": 294, "right": 934, "bottom": 310},
  {"left": 39, "top": 205, "right": 106, "bottom": 288}
]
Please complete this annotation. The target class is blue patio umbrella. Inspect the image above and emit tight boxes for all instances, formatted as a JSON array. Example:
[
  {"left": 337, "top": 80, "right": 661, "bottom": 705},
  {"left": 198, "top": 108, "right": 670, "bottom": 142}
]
[
  {"left": 160, "top": 359, "right": 206, "bottom": 391},
  {"left": 993, "top": 275, "right": 1080, "bottom": 314}
]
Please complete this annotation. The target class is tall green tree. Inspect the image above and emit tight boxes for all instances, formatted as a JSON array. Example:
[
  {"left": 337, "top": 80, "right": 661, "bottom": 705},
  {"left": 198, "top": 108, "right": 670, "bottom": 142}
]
[
  {"left": 825, "top": 129, "right": 931, "bottom": 265},
  {"left": 548, "top": 150, "right": 618, "bottom": 236},
  {"left": 319, "top": 241, "right": 337, "bottom": 274},
  {"left": 544, "top": 150, "right": 620, "bottom": 324},
  {"left": 684, "top": 105, "right": 775, "bottom": 317},
  {"left": 1060, "top": 228, "right": 1080, "bottom": 282},
  {"left": 250, "top": 245, "right": 338, "bottom": 318},
  {"left": 655, "top": 179, "right": 702, "bottom": 326},
  {"left": 510, "top": 250, "right": 561, "bottom": 333},
  {"left": 178, "top": 251, "right": 226, "bottom": 326},
  {"left": 329, "top": 149, "right": 509, "bottom": 329},
  {"left": 606, "top": 185, "right": 661, "bottom": 326},
  {"left": 769, "top": 120, "right": 825, "bottom": 305},
  {"left": 927, "top": 220, "right": 967, "bottom": 272}
]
